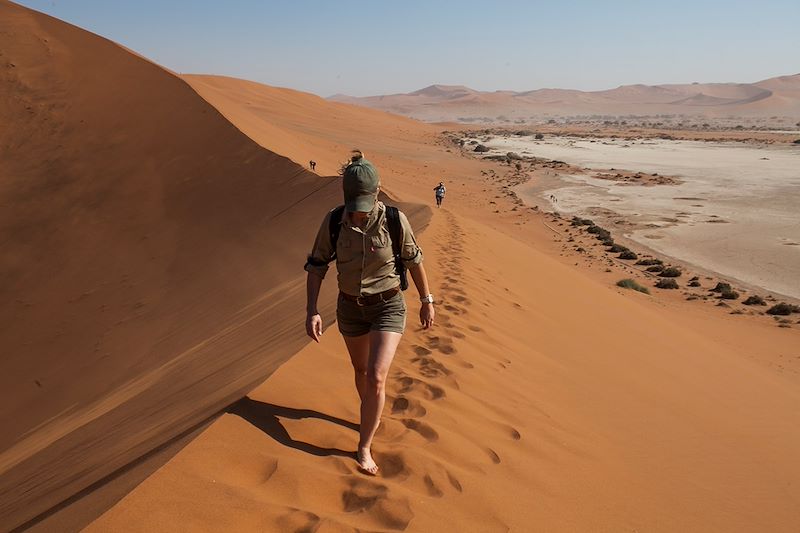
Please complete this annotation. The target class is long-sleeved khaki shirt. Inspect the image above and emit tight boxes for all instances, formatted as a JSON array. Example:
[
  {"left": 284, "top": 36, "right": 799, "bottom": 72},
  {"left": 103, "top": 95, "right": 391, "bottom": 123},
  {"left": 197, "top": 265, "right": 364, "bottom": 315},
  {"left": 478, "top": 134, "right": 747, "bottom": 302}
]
[{"left": 305, "top": 201, "right": 423, "bottom": 296}]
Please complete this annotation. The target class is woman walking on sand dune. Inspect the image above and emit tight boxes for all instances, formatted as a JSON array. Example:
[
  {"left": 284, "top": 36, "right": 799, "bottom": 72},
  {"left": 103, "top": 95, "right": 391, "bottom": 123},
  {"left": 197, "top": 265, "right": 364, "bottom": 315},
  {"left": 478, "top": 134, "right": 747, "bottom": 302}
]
[{"left": 304, "top": 151, "right": 435, "bottom": 475}]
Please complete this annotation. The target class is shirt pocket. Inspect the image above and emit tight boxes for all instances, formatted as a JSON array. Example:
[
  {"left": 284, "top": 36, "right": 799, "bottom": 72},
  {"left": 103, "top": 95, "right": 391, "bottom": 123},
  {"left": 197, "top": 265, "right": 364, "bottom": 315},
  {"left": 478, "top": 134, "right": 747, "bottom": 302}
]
[
  {"left": 337, "top": 235, "right": 358, "bottom": 266},
  {"left": 369, "top": 231, "right": 394, "bottom": 263}
]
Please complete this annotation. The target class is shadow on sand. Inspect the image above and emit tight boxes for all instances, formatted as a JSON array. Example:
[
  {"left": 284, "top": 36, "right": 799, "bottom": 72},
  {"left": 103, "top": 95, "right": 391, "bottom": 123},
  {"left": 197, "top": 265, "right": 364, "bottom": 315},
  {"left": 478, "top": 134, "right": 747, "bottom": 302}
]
[{"left": 227, "top": 397, "right": 357, "bottom": 458}]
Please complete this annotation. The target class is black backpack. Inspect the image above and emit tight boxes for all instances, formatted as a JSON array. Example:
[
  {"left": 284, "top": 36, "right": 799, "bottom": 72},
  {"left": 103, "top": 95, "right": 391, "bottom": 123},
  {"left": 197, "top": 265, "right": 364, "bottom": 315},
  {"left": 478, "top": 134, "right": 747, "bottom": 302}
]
[{"left": 328, "top": 205, "right": 408, "bottom": 290}]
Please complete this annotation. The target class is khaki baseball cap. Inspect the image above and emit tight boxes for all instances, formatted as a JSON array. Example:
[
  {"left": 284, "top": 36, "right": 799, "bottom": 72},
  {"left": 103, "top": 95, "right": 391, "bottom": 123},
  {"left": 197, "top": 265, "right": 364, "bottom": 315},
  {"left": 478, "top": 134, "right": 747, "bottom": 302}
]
[{"left": 343, "top": 157, "right": 380, "bottom": 212}]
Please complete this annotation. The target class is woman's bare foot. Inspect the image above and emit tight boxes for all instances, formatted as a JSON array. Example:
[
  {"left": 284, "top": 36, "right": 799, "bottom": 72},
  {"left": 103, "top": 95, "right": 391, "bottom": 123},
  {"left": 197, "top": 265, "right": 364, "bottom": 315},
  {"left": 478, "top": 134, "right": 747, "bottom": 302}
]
[{"left": 356, "top": 447, "right": 379, "bottom": 476}]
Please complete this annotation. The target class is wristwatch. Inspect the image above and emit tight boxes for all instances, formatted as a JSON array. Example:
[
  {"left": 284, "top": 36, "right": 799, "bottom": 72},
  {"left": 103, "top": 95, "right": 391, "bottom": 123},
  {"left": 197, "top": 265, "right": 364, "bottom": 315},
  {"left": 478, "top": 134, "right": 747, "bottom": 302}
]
[{"left": 420, "top": 294, "right": 434, "bottom": 304}]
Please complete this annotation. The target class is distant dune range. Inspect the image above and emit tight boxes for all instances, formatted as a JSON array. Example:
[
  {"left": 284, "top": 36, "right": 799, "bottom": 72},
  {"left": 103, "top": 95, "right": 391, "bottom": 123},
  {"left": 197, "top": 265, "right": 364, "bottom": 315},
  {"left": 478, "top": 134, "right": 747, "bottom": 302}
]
[
  {"left": 0, "top": 1, "right": 428, "bottom": 530},
  {"left": 329, "top": 75, "right": 800, "bottom": 123}
]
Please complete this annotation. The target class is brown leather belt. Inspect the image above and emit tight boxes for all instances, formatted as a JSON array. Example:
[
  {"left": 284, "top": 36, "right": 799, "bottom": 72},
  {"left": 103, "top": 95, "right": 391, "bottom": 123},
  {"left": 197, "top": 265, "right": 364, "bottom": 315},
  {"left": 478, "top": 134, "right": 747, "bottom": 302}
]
[{"left": 340, "top": 286, "right": 400, "bottom": 306}]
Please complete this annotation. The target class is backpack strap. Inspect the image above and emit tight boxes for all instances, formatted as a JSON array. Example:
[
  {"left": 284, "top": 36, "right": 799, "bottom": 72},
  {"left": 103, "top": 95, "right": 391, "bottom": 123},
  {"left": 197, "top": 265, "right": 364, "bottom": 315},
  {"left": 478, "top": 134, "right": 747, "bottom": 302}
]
[
  {"left": 385, "top": 206, "right": 409, "bottom": 290},
  {"left": 328, "top": 205, "right": 345, "bottom": 260}
]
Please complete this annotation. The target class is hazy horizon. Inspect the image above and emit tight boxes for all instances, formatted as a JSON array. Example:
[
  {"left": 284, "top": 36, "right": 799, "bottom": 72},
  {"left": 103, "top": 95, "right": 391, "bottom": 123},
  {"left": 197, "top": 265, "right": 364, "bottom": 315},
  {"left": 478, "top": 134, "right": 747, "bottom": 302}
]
[{"left": 15, "top": 0, "right": 800, "bottom": 97}]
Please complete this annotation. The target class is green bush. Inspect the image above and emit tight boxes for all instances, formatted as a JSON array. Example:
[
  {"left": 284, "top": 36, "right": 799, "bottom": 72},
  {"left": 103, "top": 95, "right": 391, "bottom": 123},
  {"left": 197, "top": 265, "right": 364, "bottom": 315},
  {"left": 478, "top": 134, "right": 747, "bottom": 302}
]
[
  {"left": 635, "top": 258, "right": 663, "bottom": 266},
  {"left": 646, "top": 265, "right": 664, "bottom": 273},
  {"left": 655, "top": 278, "right": 679, "bottom": 289},
  {"left": 619, "top": 250, "right": 638, "bottom": 260},
  {"left": 711, "top": 282, "right": 732, "bottom": 293},
  {"left": 659, "top": 267, "right": 682, "bottom": 278},
  {"left": 688, "top": 280, "right": 701, "bottom": 287},
  {"left": 766, "top": 303, "right": 800, "bottom": 315},
  {"left": 742, "top": 295, "right": 766, "bottom": 306},
  {"left": 608, "top": 244, "right": 629, "bottom": 253},
  {"left": 617, "top": 279, "right": 650, "bottom": 294},
  {"left": 719, "top": 289, "right": 739, "bottom": 300}
]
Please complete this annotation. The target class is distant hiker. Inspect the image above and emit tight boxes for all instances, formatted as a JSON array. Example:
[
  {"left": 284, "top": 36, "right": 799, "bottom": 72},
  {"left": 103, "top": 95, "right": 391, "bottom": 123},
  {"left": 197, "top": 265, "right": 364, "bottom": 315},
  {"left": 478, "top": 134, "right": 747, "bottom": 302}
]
[
  {"left": 305, "top": 150, "right": 434, "bottom": 476},
  {"left": 433, "top": 181, "right": 446, "bottom": 207},
  {"left": 309, "top": 160, "right": 316, "bottom": 171}
]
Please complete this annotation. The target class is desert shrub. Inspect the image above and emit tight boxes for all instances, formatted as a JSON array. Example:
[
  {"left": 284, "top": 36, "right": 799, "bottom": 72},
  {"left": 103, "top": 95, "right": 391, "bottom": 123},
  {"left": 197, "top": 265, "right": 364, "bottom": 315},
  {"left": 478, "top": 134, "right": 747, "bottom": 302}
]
[
  {"left": 619, "top": 250, "right": 638, "bottom": 260},
  {"left": 506, "top": 152, "right": 523, "bottom": 160},
  {"left": 608, "top": 244, "right": 629, "bottom": 253},
  {"left": 617, "top": 279, "right": 650, "bottom": 294},
  {"left": 659, "top": 267, "right": 682, "bottom": 278},
  {"left": 793, "top": 139, "right": 800, "bottom": 144},
  {"left": 766, "top": 303, "right": 800, "bottom": 315},
  {"left": 689, "top": 276, "right": 699, "bottom": 281},
  {"left": 742, "top": 295, "right": 766, "bottom": 306},
  {"left": 688, "top": 280, "right": 701, "bottom": 287},
  {"left": 646, "top": 265, "right": 664, "bottom": 273},
  {"left": 586, "top": 225, "right": 604, "bottom": 234},
  {"left": 474, "top": 144, "right": 490, "bottom": 152},
  {"left": 719, "top": 289, "right": 739, "bottom": 300},
  {"left": 600, "top": 237, "right": 615, "bottom": 246},
  {"left": 571, "top": 217, "right": 594, "bottom": 226},
  {"left": 535, "top": 133, "right": 544, "bottom": 139},
  {"left": 655, "top": 278, "right": 679, "bottom": 289},
  {"left": 635, "top": 258, "right": 663, "bottom": 266},
  {"left": 710, "top": 282, "right": 732, "bottom": 293}
]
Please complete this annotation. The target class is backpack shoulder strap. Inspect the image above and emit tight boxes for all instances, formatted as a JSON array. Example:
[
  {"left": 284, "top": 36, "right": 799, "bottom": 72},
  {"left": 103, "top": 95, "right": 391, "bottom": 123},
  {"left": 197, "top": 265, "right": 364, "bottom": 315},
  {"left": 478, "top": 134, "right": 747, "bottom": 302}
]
[
  {"left": 329, "top": 205, "right": 345, "bottom": 258},
  {"left": 385, "top": 206, "right": 402, "bottom": 257}
]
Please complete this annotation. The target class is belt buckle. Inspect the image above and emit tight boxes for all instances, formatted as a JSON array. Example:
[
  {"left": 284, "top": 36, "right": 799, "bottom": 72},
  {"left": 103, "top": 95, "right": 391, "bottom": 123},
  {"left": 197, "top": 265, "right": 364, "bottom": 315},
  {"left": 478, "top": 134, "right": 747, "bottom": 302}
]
[{"left": 355, "top": 295, "right": 366, "bottom": 306}]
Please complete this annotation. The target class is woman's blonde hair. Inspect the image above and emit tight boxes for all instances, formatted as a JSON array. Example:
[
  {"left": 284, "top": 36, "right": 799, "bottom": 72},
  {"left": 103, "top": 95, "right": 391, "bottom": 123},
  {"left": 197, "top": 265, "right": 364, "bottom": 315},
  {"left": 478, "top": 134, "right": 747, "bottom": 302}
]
[{"left": 339, "top": 149, "right": 365, "bottom": 175}]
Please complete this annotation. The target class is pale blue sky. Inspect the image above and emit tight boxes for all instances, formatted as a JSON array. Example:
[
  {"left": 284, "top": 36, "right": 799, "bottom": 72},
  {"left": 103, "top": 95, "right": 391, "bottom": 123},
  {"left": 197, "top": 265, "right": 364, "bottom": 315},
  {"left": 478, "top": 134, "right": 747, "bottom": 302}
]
[{"left": 16, "top": 0, "right": 800, "bottom": 97}]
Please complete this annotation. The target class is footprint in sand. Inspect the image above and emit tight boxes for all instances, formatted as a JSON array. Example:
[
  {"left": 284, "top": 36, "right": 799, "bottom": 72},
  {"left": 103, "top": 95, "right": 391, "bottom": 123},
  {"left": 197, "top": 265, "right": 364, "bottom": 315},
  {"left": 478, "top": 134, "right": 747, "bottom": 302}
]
[
  {"left": 414, "top": 357, "right": 453, "bottom": 379},
  {"left": 412, "top": 345, "right": 432, "bottom": 356},
  {"left": 395, "top": 376, "right": 446, "bottom": 400},
  {"left": 423, "top": 474, "right": 444, "bottom": 498},
  {"left": 275, "top": 508, "right": 320, "bottom": 533},
  {"left": 484, "top": 448, "right": 502, "bottom": 464},
  {"left": 341, "top": 479, "right": 414, "bottom": 530},
  {"left": 377, "top": 452, "right": 411, "bottom": 481},
  {"left": 447, "top": 470, "right": 463, "bottom": 493},
  {"left": 401, "top": 418, "right": 440, "bottom": 442},
  {"left": 390, "top": 395, "right": 427, "bottom": 418}
]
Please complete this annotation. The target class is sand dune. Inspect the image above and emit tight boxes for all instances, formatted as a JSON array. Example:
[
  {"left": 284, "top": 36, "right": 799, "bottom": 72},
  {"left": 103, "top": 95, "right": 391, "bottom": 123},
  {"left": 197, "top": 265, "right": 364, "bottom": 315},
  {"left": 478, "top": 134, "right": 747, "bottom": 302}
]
[
  {"left": 4, "top": 2, "right": 800, "bottom": 532},
  {"left": 1, "top": 1, "right": 346, "bottom": 529}
]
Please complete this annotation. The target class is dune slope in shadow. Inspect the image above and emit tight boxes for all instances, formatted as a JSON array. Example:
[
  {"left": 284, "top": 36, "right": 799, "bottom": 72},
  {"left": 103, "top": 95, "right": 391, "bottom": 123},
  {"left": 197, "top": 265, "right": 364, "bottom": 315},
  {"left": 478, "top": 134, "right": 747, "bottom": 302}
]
[{"left": 0, "top": 1, "right": 348, "bottom": 529}]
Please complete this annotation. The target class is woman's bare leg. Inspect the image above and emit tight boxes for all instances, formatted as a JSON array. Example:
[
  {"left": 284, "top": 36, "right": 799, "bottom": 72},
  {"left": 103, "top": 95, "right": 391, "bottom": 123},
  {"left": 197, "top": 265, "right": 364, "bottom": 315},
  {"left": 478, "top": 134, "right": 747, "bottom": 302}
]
[
  {"left": 357, "top": 330, "right": 402, "bottom": 474},
  {"left": 343, "top": 334, "right": 369, "bottom": 402}
]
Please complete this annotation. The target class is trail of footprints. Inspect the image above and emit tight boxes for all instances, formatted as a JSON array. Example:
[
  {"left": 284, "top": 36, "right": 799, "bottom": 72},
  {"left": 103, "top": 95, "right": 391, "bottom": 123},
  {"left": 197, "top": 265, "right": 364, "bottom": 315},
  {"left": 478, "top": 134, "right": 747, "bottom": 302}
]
[{"left": 331, "top": 212, "right": 528, "bottom": 530}]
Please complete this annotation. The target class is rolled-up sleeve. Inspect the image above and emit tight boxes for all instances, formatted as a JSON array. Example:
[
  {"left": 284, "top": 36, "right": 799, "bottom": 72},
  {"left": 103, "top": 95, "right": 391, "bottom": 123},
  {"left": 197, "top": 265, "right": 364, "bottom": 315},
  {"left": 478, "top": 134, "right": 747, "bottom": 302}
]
[
  {"left": 398, "top": 211, "right": 423, "bottom": 267},
  {"left": 304, "top": 211, "right": 335, "bottom": 278}
]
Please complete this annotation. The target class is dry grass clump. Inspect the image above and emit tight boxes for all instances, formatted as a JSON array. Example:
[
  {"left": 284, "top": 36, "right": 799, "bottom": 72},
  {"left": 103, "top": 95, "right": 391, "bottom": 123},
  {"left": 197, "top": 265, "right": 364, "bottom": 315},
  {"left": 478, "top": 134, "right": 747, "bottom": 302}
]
[{"left": 617, "top": 279, "right": 650, "bottom": 294}]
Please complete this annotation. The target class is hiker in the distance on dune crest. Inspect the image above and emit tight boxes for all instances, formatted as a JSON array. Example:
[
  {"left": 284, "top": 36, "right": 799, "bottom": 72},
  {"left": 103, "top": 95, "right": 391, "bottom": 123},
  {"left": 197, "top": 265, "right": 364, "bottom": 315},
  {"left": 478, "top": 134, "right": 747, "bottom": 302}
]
[
  {"left": 304, "top": 150, "right": 435, "bottom": 475},
  {"left": 433, "top": 181, "right": 446, "bottom": 207}
]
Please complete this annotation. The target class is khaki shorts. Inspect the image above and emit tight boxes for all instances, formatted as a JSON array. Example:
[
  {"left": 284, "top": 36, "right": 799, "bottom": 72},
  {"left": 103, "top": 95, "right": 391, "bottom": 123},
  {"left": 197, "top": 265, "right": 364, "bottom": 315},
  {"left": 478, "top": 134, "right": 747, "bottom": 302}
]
[{"left": 337, "top": 291, "right": 407, "bottom": 337}]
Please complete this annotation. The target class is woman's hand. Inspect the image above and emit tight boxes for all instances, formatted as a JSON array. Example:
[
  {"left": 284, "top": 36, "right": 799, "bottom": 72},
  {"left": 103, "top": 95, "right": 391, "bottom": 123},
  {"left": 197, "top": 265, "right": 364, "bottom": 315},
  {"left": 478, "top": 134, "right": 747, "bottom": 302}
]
[
  {"left": 420, "top": 303, "right": 435, "bottom": 329},
  {"left": 306, "top": 313, "right": 323, "bottom": 342}
]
